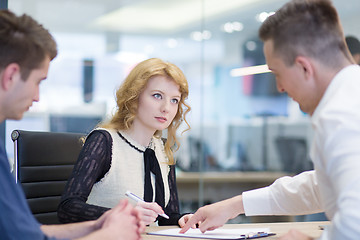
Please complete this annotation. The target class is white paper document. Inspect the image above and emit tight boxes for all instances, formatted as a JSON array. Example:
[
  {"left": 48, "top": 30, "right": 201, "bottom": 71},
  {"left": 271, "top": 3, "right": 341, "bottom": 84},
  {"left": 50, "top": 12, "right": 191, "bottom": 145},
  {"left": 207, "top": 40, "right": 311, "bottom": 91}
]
[{"left": 147, "top": 227, "right": 274, "bottom": 239}]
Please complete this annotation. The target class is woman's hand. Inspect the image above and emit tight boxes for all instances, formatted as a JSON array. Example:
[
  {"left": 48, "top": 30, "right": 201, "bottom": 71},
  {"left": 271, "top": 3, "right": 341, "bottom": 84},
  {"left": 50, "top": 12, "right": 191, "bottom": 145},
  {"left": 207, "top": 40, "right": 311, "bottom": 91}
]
[{"left": 135, "top": 201, "right": 165, "bottom": 225}]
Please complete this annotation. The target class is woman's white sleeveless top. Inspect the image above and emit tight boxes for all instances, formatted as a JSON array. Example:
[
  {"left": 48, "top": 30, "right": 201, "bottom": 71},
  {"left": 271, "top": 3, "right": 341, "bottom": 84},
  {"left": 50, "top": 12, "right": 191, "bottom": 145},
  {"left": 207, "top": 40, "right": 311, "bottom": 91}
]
[{"left": 86, "top": 128, "right": 170, "bottom": 208}]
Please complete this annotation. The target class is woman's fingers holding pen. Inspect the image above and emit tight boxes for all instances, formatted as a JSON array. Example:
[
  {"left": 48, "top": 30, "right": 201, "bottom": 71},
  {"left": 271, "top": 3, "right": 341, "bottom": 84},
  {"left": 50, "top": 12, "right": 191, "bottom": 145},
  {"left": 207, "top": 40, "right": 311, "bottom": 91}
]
[
  {"left": 135, "top": 206, "right": 157, "bottom": 225},
  {"left": 135, "top": 201, "right": 164, "bottom": 225},
  {"left": 137, "top": 201, "right": 164, "bottom": 216}
]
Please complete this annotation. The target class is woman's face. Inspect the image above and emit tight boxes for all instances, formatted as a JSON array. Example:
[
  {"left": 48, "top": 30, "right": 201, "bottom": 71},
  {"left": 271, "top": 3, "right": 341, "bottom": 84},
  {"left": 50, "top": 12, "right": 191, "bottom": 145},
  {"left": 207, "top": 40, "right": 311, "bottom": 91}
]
[{"left": 133, "top": 75, "right": 181, "bottom": 134}]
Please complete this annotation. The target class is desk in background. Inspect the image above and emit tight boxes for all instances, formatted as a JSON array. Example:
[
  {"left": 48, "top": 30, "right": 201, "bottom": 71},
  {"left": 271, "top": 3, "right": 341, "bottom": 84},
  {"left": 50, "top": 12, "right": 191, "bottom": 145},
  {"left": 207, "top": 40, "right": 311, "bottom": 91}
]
[
  {"left": 143, "top": 221, "right": 330, "bottom": 239},
  {"left": 176, "top": 171, "right": 292, "bottom": 223}
]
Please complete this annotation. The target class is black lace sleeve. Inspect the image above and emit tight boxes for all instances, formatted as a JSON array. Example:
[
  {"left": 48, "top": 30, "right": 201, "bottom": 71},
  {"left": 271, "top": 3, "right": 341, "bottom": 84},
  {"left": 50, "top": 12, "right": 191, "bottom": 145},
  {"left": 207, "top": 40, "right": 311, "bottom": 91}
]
[
  {"left": 57, "top": 129, "right": 112, "bottom": 223},
  {"left": 158, "top": 165, "right": 187, "bottom": 226}
]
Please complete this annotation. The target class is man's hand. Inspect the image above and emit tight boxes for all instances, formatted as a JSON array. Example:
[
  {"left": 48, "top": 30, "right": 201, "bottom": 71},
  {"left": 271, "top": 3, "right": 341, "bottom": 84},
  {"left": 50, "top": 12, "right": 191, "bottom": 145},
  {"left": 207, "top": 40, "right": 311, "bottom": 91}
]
[
  {"left": 178, "top": 214, "right": 197, "bottom": 228},
  {"left": 180, "top": 195, "right": 244, "bottom": 234},
  {"left": 279, "top": 229, "right": 314, "bottom": 240},
  {"left": 95, "top": 199, "right": 145, "bottom": 240}
]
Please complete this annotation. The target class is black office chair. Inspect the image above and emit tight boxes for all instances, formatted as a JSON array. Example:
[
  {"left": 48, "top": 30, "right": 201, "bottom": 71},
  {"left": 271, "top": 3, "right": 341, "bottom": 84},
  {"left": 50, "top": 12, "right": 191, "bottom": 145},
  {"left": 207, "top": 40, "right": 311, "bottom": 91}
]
[{"left": 11, "top": 130, "right": 85, "bottom": 224}]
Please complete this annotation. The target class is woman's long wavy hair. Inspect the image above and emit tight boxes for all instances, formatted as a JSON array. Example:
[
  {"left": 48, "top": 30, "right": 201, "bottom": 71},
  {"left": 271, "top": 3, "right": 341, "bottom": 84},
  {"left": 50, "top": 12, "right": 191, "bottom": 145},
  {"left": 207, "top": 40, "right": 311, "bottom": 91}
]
[{"left": 100, "top": 58, "right": 191, "bottom": 164}]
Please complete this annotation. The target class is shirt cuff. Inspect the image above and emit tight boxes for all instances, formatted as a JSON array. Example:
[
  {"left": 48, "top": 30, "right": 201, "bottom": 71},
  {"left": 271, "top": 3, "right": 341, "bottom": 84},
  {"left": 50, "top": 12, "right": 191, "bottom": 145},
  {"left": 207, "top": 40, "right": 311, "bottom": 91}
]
[{"left": 242, "top": 186, "right": 272, "bottom": 216}]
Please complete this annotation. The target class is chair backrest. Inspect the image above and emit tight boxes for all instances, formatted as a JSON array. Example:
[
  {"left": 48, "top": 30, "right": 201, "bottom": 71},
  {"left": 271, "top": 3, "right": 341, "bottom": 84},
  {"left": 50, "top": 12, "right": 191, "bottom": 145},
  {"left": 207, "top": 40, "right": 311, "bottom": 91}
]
[{"left": 11, "top": 130, "right": 85, "bottom": 224}]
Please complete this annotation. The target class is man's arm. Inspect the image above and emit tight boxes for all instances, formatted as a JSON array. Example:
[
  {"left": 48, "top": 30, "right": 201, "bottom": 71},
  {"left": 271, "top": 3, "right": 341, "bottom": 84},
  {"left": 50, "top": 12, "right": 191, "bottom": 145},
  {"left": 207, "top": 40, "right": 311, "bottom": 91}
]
[
  {"left": 41, "top": 221, "right": 97, "bottom": 239},
  {"left": 42, "top": 199, "right": 144, "bottom": 240},
  {"left": 181, "top": 171, "right": 322, "bottom": 234},
  {"left": 243, "top": 171, "right": 322, "bottom": 216}
]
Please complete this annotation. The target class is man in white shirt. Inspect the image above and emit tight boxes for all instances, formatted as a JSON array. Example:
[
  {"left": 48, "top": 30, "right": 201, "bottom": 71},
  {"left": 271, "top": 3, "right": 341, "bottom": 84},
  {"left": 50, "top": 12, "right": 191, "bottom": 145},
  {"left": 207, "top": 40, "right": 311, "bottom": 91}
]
[{"left": 180, "top": 0, "right": 360, "bottom": 239}]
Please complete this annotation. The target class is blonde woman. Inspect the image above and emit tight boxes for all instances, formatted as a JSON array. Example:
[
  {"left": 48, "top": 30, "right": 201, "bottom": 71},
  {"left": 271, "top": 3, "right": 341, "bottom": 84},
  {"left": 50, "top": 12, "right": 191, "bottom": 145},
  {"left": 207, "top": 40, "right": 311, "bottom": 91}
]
[{"left": 58, "top": 58, "right": 193, "bottom": 226}]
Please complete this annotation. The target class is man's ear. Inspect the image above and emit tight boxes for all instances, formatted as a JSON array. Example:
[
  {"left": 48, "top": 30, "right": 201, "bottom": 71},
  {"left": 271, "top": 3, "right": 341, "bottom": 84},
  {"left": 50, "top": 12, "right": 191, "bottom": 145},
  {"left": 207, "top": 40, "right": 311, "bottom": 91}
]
[
  {"left": 294, "top": 56, "right": 314, "bottom": 81},
  {"left": 1, "top": 63, "right": 20, "bottom": 90}
]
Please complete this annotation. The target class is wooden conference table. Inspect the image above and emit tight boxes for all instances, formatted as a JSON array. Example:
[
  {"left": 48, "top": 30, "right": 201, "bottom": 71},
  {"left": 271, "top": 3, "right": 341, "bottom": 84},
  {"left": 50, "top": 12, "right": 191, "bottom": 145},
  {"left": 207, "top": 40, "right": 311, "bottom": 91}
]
[{"left": 142, "top": 221, "right": 330, "bottom": 239}]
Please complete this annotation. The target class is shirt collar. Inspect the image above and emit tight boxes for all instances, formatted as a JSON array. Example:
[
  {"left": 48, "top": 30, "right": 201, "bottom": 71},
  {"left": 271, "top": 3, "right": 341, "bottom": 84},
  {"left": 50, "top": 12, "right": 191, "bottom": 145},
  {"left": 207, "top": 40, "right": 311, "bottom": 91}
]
[{"left": 311, "top": 64, "right": 359, "bottom": 125}]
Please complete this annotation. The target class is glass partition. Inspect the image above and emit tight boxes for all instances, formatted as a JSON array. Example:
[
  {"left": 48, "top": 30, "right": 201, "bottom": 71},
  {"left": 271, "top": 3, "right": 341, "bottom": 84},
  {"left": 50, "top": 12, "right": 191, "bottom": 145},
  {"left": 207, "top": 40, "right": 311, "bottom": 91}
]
[{"left": 6, "top": 0, "right": 360, "bottom": 223}]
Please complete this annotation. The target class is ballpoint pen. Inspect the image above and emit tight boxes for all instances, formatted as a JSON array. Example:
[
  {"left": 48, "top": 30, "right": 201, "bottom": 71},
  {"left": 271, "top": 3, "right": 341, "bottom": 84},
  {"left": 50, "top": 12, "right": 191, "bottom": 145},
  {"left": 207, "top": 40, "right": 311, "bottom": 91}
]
[
  {"left": 240, "top": 231, "right": 276, "bottom": 239},
  {"left": 125, "top": 191, "right": 169, "bottom": 219},
  {"left": 240, "top": 232, "right": 276, "bottom": 239}
]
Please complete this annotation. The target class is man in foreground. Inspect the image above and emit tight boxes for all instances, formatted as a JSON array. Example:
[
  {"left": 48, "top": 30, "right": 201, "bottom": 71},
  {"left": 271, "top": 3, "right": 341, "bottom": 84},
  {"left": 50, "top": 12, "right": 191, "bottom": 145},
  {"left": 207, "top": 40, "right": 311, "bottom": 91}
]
[
  {"left": 181, "top": 0, "right": 360, "bottom": 239},
  {"left": 0, "top": 9, "right": 144, "bottom": 240}
]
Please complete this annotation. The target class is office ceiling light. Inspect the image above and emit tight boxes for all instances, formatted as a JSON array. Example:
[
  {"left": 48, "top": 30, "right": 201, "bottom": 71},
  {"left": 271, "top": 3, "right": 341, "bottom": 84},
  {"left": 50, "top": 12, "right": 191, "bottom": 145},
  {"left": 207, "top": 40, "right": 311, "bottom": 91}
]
[
  {"left": 245, "top": 40, "right": 257, "bottom": 51},
  {"left": 222, "top": 21, "right": 243, "bottom": 33},
  {"left": 166, "top": 38, "right": 179, "bottom": 48},
  {"left": 144, "top": 44, "right": 155, "bottom": 54},
  {"left": 256, "top": 11, "right": 276, "bottom": 23},
  {"left": 113, "top": 51, "right": 148, "bottom": 63},
  {"left": 230, "top": 64, "right": 271, "bottom": 77},
  {"left": 190, "top": 30, "right": 212, "bottom": 41},
  {"left": 92, "top": 0, "right": 263, "bottom": 33}
]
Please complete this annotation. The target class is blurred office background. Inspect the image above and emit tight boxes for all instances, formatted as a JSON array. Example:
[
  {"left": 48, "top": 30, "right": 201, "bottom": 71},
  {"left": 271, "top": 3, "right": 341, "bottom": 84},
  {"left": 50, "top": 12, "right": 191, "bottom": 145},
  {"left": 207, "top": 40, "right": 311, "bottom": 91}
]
[{"left": 4, "top": 0, "right": 360, "bottom": 222}]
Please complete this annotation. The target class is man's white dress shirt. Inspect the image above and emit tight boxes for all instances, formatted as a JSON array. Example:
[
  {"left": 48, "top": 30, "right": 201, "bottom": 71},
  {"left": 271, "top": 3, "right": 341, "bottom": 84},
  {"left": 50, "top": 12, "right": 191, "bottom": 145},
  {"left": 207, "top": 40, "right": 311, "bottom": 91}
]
[{"left": 243, "top": 65, "right": 360, "bottom": 240}]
